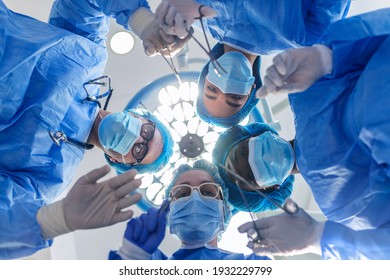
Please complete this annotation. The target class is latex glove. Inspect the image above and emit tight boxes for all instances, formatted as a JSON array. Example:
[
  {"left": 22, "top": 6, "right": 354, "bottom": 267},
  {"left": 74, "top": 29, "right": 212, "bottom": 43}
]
[
  {"left": 128, "top": 7, "right": 190, "bottom": 57},
  {"left": 155, "top": 0, "right": 217, "bottom": 39},
  {"left": 257, "top": 44, "right": 333, "bottom": 98},
  {"left": 238, "top": 199, "right": 325, "bottom": 257},
  {"left": 122, "top": 200, "right": 170, "bottom": 254},
  {"left": 37, "top": 165, "right": 142, "bottom": 239}
]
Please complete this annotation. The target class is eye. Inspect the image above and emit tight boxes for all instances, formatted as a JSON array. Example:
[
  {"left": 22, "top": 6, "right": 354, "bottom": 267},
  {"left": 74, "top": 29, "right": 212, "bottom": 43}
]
[
  {"left": 207, "top": 86, "right": 218, "bottom": 93},
  {"left": 227, "top": 94, "right": 242, "bottom": 100}
]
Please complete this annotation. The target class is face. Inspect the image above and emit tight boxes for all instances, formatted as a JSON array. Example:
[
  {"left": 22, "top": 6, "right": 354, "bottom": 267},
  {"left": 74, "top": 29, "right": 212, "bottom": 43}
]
[
  {"left": 225, "top": 138, "right": 278, "bottom": 192},
  {"left": 203, "top": 78, "right": 251, "bottom": 118},
  {"left": 106, "top": 116, "right": 163, "bottom": 165}
]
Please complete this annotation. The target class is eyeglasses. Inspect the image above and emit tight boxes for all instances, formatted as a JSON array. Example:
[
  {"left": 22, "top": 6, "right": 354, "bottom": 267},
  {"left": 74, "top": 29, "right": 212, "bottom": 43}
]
[
  {"left": 170, "top": 182, "right": 222, "bottom": 201},
  {"left": 131, "top": 122, "right": 156, "bottom": 164},
  {"left": 83, "top": 76, "right": 113, "bottom": 110}
]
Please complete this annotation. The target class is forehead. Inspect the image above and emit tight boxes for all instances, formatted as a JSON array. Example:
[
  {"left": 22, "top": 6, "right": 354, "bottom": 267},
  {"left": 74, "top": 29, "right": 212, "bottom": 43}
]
[{"left": 174, "top": 169, "right": 215, "bottom": 185}]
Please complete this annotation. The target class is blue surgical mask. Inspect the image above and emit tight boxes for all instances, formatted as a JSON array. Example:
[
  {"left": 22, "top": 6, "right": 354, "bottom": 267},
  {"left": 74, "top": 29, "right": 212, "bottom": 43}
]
[
  {"left": 248, "top": 131, "right": 295, "bottom": 187},
  {"left": 206, "top": 51, "right": 255, "bottom": 95},
  {"left": 98, "top": 112, "right": 142, "bottom": 155},
  {"left": 169, "top": 191, "right": 224, "bottom": 245}
]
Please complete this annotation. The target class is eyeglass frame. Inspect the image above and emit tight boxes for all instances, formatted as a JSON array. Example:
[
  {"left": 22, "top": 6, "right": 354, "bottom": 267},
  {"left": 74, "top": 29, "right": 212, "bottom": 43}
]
[
  {"left": 129, "top": 121, "right": 156, "bottom": 164},
  {"left": 169, "top": 182, "right": 224, "bottom": 201}
]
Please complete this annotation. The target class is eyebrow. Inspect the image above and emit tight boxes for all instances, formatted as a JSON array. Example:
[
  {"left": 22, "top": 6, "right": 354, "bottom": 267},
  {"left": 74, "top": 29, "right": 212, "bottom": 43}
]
[
  {"left": 225, "top": 100, "right": 242, "bottom": 108},
  {"left": 204, "top": 92, "right": 217, "bottom": 100}
]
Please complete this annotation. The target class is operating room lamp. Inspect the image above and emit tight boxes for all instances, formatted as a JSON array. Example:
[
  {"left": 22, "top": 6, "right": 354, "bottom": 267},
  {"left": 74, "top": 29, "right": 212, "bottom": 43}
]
[{"left": 125, "top": 70, "right": 268, "bottom": 211}]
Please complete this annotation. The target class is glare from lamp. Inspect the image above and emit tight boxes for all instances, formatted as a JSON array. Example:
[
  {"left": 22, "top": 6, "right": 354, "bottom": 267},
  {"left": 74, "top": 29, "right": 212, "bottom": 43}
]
[{"left": 110, "top": 31, "right": 134, "bottom": 55}]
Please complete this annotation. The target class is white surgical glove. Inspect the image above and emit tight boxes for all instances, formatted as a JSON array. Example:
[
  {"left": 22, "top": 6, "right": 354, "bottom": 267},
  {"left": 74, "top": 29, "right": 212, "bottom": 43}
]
[
  {"left": 257, "top": 44, "right": 333, "bottom": 98},
  {"left": 129, "top": 7, "right": 190, "bottom": 57},
  {"left": 155, "top": 0, "right": 217, "bottom": 39},
  {"left": 238, "top": 199, "right": 325, "bottom": 257},
  {"left": 37, "top": 165, "right": 142, "bottom": 239}
]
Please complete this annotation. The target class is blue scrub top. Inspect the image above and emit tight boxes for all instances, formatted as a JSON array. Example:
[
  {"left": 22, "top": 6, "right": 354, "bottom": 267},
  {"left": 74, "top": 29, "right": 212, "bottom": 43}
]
[
  {"left": 0, "top": 0, "right": 149, "bottom": 260},
  {"left": 196, "top": 0, "right": 351, "bottom": 55},
  {"left": 109, "top": 247, "right": 271, "bottom": 260},
  {"left": 288, "top": 9, "right": 390, "bottom": 259}
]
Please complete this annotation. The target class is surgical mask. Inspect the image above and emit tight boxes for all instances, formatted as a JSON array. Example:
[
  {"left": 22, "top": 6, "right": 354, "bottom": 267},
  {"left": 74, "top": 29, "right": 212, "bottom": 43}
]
[
  {"left": 248, "top": 131, "right": 295, "bottom": 187},
  {"left": 98, "top": 112, "right": 142, "bottom": 155},
  {"left": 169, "top": 191, "right": 224, "bottom": 245},
  {"left": 206, "top": 51, "right": 255, "bottom": 95}
]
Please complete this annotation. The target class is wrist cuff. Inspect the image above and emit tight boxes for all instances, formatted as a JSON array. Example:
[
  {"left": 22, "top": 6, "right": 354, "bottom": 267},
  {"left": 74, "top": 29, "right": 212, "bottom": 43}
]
[
  {"left": 117, "top": 238, "right": 152, "bottom": 260},
  {"left": 313, "top": 44, "right": 333, "bottom": 75},
  {"left": 128, "top": 7, "right": 154, "bottom": 38},
  {"left": 37, "top": 200, "right": 71, "bottom": 240}
]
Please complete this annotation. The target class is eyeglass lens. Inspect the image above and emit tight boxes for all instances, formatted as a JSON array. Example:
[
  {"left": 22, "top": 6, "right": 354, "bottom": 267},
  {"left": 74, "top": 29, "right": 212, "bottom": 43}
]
[{"left": 170, "top": 183, "right": 221, "bottom": 201}]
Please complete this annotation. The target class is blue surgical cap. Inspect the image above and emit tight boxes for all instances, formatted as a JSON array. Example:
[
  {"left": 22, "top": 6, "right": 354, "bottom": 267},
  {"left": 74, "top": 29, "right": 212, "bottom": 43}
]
[
  {"left": 196, "top": 43, "right": 262, "bottom": 128},
  {"left": 105, "top": 108, "right": 174, "bottom": 174},
  {"left": 212, "top": 123, "right": 294, "bottom": 212},
  {"left": 165, "top": 159, "right": 233, "bottom": 229}
]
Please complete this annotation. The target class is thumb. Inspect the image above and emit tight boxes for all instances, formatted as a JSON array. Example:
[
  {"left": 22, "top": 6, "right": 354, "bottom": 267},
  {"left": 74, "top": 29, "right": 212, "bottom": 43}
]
[
  {"left": 199, "top": 5, "right": 217, "bottom": 18},
  {"left": 143, "top": 40, "right": 158, "bottom": 57},
  {"left": 256, "top": 87, "right": 269, "bottom": 98}
]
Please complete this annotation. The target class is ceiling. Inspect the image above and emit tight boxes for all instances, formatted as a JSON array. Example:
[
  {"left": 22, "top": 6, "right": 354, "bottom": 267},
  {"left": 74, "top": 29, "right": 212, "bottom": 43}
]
[{"left": 4, "top": 0, "right": 389, "bottom": 259}]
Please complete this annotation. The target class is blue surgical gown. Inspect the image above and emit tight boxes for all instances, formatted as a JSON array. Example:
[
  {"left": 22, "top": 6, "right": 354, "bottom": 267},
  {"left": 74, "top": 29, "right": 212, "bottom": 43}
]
[
  {"left": 109, "top": 246, "right": 270, "bottom": 260},
  {"left": 0, "top": 0, "right": 150, "bottom": 260},
  {"left": 288, "top": 9, "right": 390, "bottom": 259},
  {"left": 195, "top": 0, "right": 351, "bottom": 55}
]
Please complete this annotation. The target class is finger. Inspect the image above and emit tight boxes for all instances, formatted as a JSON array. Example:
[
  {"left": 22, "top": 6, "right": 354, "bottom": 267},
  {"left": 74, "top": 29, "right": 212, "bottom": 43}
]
[
  {"left": 114, "top": 178, "right": 142, "bottom": 198},
  {"left": 238, "top": 220, "right": 256, "bottom": 233},
  {"left": 112, "top": 210, "right": 135, "bottom": 225},
  {"left": 78, "top": 165, "right": 111, "bottom": 184},
  {"left": 108, "top": 169, "right": 138, "bottom": 190},
  {"left": 174, "top": 13, "right": 188, "bottom": 39},
  {"left": 266, "top": 65, "right": 284, "bottom": 87},
  {"left": 273, "top": 82, "right": 306, "bottom": 95},
  {"left": 139, "top": 214, "right": 150, "bottom": 243},
  {"left": 132, "top": 218, "right": 143, "bottom": 241},
  {"left": 273, "top": 54, "right": 288, "bottom": 76},
  {"left": 263, "top": 75, "right": 278, "bottom": 93},
  {"left": 147, "top": 207, "right": 158, "bottom": 232},
  {"left": 159, "top": 29, "right": 176, "bottom": 46},
  {"left": 155, "top": 1, "right": 170, "bottom": 27},
  {"left": 143, "top": 40, "right": 159, "bottom": 57},
  {"left": 256, "top": 87, "right": 269, "bottom": 98},
  {"left": 115, "top": 193, "right": 142, "bottom": 211},
  {"left": 199, "top": 5, "right": 218, "bottom": 18},
  {"left": 283, "top": 198, "right": 299, "bottom": 214},
  {"left": 164, "top": 6, "right": 176, "bottom": 28},
  {"left": 247, "top": 228, "right": 259, "bottom": 241}
]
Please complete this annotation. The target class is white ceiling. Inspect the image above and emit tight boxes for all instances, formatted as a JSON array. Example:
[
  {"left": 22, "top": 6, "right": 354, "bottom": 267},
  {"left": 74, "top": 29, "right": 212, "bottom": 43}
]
[{"left": 5, "top": 0, "right": 389, "bottom": 259}]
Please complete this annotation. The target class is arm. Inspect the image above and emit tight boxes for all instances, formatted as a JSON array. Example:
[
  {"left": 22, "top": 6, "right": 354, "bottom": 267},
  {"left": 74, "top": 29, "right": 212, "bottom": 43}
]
[
  {"left": 0, "top": 174, "right": 51, "bottom": 260},
  {"left": 320, "top": 8, "right": 390, "bottom": 78},
  {"left": 48, "top": 0, "right": 150, "bottom": 46},
  {"left": 321, "top": 221, "right": 390, "bottom": 260},
  {"left": 304, "top": 0, "right": 351, "bottom": 45}
]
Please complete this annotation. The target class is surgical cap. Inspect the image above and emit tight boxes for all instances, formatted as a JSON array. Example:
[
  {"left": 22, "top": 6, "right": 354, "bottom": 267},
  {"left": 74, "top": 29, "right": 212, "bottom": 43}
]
[
  {"left": 165, "top": 159, "right": 233, "bottom": 229},
  {"left": 105, "top": 108, "right": 174, "bottom": 174},
  {"left": 196, "top": 43, "right": 262, "bottom": 128},
  {"left": 212, "top": 123, "right": 294, "bottom": 212}
]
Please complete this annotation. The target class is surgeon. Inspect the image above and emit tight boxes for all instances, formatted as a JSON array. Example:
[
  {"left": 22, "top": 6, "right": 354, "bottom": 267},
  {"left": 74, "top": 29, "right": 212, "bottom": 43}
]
[
  {"left": 154, "top": 0, "right": 351, "bottom": 127},
  {"left": 212, "top": 123, "right": 295, "bottom": 212},
  {"left": 238, "top": 9, "right": 390, "bottom": 259},
  {"left": 108, "top": 159, "right": 271, "bottom": 260},
  {"left": 0, "top": 0, "right": 180, "bottom": 259}
]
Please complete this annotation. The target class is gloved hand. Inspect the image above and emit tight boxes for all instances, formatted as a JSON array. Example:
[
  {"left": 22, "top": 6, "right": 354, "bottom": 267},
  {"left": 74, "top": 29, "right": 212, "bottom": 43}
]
[
  {"left": 122, "top": 200, "right": 170, "bottom": 254},
  {"left": 257, "top": 44, "right": 333, "bottom": 98},
  {"left": 238, "top": 199, "right": 325, "bottom": 256},
  {"left": 37, "top": 165, "right": 142, "bottom": 239},
  {"left": 155, "top": 0, "right": 217, "bottom": 39},
  {"left": 128, "top": 7, "right": 190, "bottom": 57}
]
